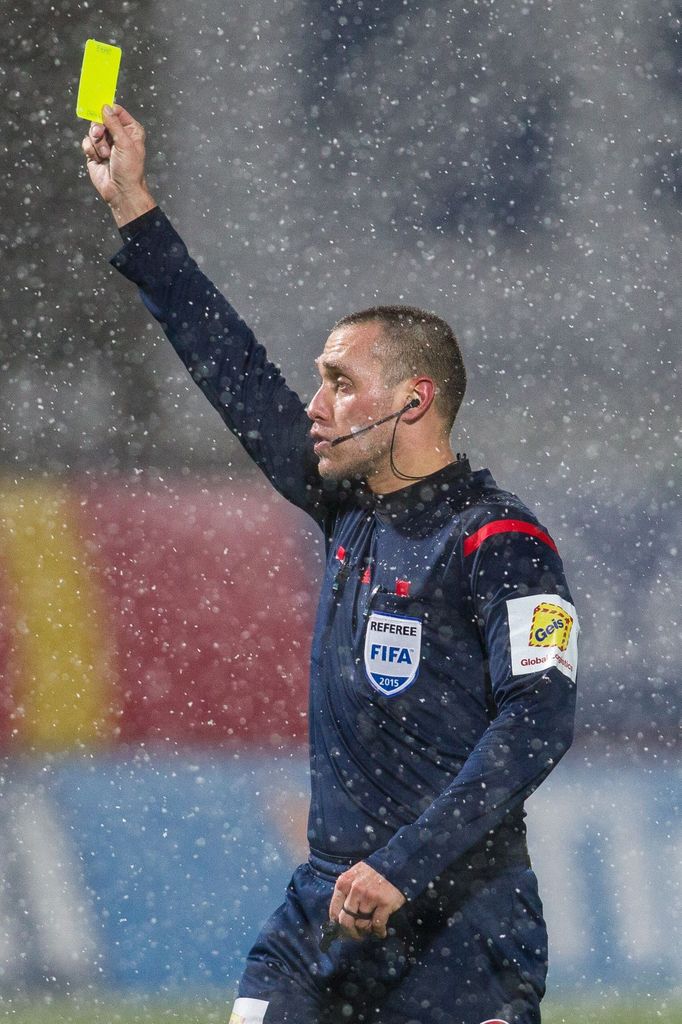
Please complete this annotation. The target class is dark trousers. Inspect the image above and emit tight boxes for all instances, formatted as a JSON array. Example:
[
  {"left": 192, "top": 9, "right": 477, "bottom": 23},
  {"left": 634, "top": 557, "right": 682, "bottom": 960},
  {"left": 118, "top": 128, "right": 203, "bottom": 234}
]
[{"left": 233, "top": 854, "right": 548, "bottom": 1024}]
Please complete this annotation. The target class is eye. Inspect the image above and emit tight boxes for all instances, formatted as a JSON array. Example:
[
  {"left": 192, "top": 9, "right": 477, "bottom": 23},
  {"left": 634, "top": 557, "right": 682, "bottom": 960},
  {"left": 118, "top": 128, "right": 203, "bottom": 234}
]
[{"left": 334, "top": 378, "right": 352, "bottom": 392}]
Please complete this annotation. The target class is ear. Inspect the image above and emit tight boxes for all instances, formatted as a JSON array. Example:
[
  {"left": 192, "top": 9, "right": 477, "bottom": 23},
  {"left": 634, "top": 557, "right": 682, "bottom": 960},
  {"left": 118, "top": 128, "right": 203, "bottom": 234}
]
[{"left": 402, "top": 378, "right": 435, "bottom": 420}]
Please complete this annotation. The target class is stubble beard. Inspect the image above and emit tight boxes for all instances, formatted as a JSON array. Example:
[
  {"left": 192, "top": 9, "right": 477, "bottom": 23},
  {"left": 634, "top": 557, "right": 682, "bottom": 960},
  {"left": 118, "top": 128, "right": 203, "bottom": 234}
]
[{"left": 316, "top": 436, "right": 391, "bottom": 483}]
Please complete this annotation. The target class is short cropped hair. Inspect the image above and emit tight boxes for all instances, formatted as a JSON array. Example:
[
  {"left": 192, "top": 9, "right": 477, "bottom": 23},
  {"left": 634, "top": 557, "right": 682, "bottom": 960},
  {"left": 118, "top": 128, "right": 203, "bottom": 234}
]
[{"left": 333, "top": 304, "right": 466, "bottom": 430}]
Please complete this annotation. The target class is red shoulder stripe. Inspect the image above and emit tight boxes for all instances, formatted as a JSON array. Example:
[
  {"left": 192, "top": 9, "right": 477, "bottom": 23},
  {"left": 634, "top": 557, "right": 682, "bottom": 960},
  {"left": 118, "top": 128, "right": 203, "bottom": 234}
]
[{"left": 463, "top": 518, "right": 558, "bottom": 557}]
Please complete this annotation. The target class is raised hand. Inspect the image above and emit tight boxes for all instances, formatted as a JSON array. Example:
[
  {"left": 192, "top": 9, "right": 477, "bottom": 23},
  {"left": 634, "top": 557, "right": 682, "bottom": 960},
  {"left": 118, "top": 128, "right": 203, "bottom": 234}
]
[{"left": 81, "top": 104, "right": 156, "bottom": 225}]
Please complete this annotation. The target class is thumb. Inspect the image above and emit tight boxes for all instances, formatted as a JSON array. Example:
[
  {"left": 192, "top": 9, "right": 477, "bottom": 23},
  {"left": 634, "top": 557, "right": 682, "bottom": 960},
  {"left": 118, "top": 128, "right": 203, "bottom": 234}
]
[{"left": 101, "top": 103, "right": 138, "bottom": 143}]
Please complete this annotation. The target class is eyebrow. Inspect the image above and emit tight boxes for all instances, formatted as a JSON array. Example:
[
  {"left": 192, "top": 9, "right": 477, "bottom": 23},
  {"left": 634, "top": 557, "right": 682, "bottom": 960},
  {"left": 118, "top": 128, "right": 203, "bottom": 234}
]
[{"left": 314, "top": 356, "right": 353, "bottom": 378}]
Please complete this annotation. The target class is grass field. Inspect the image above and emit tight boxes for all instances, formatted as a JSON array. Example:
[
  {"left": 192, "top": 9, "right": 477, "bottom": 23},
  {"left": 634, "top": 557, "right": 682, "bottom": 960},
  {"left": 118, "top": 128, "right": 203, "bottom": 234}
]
[{"left": 2, "top": 997, "right": 681, "bottom": 1023}]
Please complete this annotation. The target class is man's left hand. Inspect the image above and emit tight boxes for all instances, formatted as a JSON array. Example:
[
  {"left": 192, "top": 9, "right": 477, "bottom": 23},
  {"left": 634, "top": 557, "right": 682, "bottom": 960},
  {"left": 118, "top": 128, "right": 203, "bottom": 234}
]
[{"left": 329, "top": 862, "right": 406, "bottom": 941}]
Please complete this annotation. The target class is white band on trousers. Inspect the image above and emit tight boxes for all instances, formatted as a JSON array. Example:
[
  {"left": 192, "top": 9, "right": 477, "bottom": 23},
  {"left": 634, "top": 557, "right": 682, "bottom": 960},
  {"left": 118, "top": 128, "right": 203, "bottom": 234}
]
[{"left": 229, "top": 997, "right": 270, "bottom": 1024}]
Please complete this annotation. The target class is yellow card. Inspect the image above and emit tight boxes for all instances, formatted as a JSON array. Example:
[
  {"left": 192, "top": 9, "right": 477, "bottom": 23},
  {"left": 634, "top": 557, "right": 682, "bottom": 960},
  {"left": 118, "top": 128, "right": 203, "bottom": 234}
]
[{"left": 76, "top": 39, "right": 122, "bottom": 122}]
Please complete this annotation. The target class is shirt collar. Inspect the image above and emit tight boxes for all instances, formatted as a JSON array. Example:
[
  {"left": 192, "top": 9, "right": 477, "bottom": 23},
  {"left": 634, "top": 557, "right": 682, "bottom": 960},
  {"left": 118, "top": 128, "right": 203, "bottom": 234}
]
[{"left": 372, "top": 455, "right": 473, "bottom": 521}]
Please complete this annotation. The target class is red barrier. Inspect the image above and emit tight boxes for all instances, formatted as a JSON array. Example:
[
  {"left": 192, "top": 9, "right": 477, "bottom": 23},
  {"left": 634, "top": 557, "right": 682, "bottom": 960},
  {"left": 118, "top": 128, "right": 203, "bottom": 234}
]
[{"left": 0, "top": 478, "right": 319, "bottom": 750}]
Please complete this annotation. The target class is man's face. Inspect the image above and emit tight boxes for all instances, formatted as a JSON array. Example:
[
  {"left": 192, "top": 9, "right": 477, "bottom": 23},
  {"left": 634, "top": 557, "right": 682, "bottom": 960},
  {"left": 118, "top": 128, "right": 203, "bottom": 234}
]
[{"left": 307, "top": 322, "right": 406, "bottom": 482}]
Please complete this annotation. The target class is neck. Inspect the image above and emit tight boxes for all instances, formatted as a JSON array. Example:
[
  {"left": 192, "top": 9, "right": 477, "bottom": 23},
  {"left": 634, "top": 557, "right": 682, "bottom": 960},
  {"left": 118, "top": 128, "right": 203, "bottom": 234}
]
[{"left": 366, "top": 441, "right": 456, "bottom": 494}]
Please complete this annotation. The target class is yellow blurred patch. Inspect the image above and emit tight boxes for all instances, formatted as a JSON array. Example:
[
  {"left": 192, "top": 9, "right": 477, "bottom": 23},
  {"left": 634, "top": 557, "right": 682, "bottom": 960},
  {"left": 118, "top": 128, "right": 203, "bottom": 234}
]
[{"left": 0, "top": 481, "right": 115, "bottom": 749}]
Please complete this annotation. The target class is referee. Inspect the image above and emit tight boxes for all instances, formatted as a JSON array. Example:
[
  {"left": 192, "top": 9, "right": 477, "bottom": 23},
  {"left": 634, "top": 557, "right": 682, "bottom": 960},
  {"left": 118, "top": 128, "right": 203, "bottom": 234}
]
[{"left": 82, "top": 105, "right": 579, "bottom": 1024}]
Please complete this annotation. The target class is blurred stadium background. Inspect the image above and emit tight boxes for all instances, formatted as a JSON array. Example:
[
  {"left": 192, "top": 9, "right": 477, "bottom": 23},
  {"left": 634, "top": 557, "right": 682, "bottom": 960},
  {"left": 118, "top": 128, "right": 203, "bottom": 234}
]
[{"left": 2, "top": 0, "right": 680, "bottom": 1020}]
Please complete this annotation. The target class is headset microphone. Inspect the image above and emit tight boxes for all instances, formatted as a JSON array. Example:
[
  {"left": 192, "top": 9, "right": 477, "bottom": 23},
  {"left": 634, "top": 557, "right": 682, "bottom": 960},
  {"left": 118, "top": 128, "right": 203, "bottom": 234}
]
[{"left": 329, "top": 397, "right": 420, "bottom": 448}]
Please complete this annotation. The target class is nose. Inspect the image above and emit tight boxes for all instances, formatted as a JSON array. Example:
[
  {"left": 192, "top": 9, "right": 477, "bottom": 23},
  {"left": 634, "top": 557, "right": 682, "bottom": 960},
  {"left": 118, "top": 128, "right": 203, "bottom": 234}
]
[{"left": 307, "top": 383, "right": 330, "bottom": 423}]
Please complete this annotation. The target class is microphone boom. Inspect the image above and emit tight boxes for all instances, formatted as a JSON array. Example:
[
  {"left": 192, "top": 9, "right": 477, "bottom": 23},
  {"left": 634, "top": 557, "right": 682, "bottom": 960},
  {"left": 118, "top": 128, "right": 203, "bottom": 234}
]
[{"left": 329, "top": 398, "right": 419, "bottom": 447}]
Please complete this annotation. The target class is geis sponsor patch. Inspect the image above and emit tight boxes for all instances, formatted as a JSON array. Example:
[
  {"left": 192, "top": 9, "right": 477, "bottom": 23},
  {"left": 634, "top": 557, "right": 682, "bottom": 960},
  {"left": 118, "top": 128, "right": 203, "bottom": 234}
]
[
  {"left": 529, "top": 601, "right": 573, "bottom": 651},
  {"left": 506, "top": 594, "right": 579, "bottom": 681}
]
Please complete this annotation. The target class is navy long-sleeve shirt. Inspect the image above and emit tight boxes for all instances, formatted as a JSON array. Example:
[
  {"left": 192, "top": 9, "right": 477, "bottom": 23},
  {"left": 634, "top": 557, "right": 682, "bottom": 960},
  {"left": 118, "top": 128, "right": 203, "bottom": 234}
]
[{"left": 111, "top": 208, "right": 579, "bottom": 901}]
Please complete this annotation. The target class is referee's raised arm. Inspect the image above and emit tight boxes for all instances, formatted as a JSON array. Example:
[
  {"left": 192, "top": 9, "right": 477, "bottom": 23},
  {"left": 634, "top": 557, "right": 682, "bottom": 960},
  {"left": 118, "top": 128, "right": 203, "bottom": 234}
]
[
  {"left": 81, "top": 104, "right": 157, "bottom": 227},
  {"left": 80, "top": 105, "right": 326, "bottom": 521}
]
